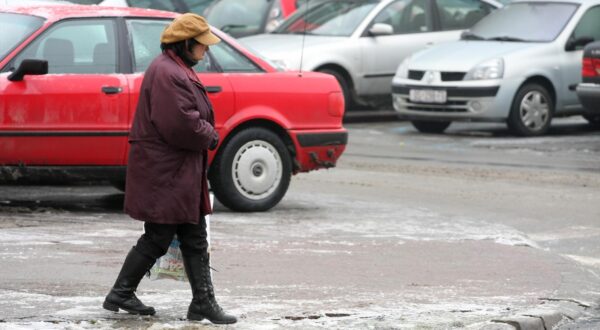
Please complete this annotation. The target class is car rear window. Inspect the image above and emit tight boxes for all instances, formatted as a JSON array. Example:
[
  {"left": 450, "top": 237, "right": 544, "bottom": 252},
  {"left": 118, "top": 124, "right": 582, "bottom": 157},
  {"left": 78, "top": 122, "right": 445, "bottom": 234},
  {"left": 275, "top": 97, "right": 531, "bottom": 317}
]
[{"left": 0, "top": 13, "right": 44, "bottom": 63}]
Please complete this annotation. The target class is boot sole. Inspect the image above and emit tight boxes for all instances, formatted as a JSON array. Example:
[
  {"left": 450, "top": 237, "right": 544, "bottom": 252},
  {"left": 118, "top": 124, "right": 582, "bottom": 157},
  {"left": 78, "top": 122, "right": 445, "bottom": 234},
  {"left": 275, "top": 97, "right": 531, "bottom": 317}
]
[
  {"left": 187, "top": 312, "right": 236, "bottom": 324},
  {"left": 103, "top": 300, "right": 156, "bottom": 316}
]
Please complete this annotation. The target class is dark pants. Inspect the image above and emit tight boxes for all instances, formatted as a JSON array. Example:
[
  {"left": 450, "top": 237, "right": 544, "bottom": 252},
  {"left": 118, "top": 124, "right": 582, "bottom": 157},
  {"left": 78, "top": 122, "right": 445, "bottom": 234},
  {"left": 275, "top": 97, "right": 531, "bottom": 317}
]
[{"left": 133, "top": 219, "right": 208, "bottom": 260}]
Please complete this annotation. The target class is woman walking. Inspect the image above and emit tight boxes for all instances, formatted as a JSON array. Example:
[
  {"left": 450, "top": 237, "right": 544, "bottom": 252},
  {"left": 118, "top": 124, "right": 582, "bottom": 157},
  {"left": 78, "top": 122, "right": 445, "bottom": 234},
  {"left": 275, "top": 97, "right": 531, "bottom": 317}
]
[{"left": 102, "top": 13, "right": 236, "bottom": 324}]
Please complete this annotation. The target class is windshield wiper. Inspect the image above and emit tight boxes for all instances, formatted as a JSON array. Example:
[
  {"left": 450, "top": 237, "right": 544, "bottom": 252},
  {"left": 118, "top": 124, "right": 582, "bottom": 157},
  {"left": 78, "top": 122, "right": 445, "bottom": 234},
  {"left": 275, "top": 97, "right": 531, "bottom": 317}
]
[
  {"left": 460, "top": 31, "right": 484, "bottom": 40},
  {"left": 486, "top": 36, "right": 527, "bottom": 42},
  {"left": 220, "top": 24, "right": 247, "bottom": 33},
  {"left": 287, "top": 30, "right": 316, "bottom": 35}
]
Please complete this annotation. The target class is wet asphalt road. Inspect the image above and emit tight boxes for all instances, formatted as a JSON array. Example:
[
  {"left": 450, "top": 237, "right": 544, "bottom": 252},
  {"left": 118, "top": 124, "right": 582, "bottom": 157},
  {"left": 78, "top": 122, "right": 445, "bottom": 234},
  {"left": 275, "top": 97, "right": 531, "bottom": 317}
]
[{"left": 0, "top": 117, "right": 599, "bottom": 329}]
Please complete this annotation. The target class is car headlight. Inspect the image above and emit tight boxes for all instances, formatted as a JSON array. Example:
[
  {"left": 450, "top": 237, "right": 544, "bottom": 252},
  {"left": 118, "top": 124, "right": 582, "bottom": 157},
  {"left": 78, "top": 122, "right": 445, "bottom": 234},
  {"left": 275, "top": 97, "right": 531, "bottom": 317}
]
[
  {"left": 395, "top": 57, "right": 410, "bottom": 79},
  {"left": 465, "top": 58, "right": 504, "bottom": 80}
]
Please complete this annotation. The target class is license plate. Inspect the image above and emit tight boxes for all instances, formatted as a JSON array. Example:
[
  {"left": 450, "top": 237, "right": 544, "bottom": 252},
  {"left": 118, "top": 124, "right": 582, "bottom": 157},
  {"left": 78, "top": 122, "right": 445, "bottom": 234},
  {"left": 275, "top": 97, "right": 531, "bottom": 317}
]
[{"left": 409, "top": 89, "right": 447, "bottom": 104}]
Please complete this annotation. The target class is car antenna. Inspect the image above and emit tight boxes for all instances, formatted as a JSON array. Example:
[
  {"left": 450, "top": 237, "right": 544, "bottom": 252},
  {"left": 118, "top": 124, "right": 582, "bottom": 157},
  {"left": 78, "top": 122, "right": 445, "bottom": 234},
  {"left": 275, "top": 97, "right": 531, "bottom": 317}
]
[{"left": 298, "top": 0, "right": 310, "bottom": 77}]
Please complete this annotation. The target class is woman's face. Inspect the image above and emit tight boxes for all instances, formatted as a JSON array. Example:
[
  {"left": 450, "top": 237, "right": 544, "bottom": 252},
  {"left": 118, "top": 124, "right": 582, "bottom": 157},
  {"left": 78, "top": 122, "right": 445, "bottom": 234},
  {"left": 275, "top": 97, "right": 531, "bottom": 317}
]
[{"left": 190, "top": 43, "right": 209, "bottom": 61}]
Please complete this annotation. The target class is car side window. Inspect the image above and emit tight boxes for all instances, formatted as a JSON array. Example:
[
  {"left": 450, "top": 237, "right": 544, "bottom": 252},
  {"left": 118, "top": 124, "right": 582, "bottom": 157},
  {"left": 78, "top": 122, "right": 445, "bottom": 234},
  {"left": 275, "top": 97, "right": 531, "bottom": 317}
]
[
  {"left": 572, "top": 6, "right": 600, "bottom": 50},
  {"left": 372, "top": 0, "right": 432, "bottom": 35},
  {"left": 128, "top": 19, "right": 170, "bottom": 73},
  {"left": 11, "top": 19, "right": 117, "bottom": 74},
  {"left": 127, "top": 19, "right": 216, "bottom": 73},
  {"left": 208, "top": 41, "right": 261, "bottom": 73},
  {"left": 436, "top": 0, "right": 494, "bottom": 31}
]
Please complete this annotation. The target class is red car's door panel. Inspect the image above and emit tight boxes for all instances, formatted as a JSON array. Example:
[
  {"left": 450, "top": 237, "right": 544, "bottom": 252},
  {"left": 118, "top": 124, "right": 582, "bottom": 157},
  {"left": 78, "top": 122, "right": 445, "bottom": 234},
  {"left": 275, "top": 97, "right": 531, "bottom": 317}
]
[{"left": 0, "top": 74, "right": 130, "bottom": 165}]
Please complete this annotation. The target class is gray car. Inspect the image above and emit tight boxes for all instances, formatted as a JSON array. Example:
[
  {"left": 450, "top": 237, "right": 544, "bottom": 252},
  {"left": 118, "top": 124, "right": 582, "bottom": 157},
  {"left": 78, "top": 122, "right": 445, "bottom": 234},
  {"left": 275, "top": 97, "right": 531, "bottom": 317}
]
[
  {"left": 240, "top": 0, "right": 505, "bottom": 110},
  {"left": 392, "top": 0, "right": 600, "bottom": 136}
]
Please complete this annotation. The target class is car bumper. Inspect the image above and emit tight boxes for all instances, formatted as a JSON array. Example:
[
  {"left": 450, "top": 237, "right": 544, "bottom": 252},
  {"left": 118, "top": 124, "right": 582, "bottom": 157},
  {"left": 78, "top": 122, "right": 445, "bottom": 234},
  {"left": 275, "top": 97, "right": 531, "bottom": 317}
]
[
  {"left": 391, "top": 78, "right": 515, "bottom": 122},
  {"left": 576, "top": 83, "right": 600, "bottom": 114},
  {"left": 290, "top": 129, "right": 348, "bottom": 173}
]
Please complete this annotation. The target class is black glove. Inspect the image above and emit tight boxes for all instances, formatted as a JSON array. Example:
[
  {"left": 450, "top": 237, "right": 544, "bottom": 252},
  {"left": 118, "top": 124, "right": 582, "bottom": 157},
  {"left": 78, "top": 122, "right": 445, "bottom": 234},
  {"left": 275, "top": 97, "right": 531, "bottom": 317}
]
[{"left": 208, "top": 133, "right": 219, "bottom": 150}]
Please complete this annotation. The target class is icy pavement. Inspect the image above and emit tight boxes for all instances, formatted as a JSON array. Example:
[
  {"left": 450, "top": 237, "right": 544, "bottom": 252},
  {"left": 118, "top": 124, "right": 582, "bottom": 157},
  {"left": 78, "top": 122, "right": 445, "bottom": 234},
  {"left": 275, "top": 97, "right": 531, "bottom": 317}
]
[{"left": 0, "top": 188, "right": 598, "bottom": 329}]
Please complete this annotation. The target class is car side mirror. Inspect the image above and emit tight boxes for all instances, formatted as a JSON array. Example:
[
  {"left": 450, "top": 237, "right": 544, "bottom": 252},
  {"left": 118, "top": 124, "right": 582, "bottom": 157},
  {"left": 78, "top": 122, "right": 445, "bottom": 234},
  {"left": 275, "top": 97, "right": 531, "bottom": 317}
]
[
  {"left": 7, "top": 59, "right": 48, "bottom": 82},
  {"left": 368, "top": 23, "right": 393, "bottom": 36},
  {"left": 565, "top": 36, "right": 595, "bottom": 51}
]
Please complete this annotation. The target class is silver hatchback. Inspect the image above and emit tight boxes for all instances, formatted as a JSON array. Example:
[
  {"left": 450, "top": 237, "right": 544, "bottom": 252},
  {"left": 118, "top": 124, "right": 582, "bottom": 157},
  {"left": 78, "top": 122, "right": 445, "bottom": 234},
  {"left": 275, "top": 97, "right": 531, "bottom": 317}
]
[
  {"left": 241, "top": 0, "right": 505, "bottom": 110},
  {"left": 392, "top": 0, "right": 600, "bottom": 136}
]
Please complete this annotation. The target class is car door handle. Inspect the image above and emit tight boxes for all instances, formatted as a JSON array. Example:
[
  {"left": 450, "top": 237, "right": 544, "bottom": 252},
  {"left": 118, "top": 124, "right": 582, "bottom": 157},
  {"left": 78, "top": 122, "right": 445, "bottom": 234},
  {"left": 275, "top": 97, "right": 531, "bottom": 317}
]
[
  {"left": 206, "top": 86, "right": 222, "bottom": 93},
  {"left": 102, "top": 86, "right": 123, "bottom": 94}
]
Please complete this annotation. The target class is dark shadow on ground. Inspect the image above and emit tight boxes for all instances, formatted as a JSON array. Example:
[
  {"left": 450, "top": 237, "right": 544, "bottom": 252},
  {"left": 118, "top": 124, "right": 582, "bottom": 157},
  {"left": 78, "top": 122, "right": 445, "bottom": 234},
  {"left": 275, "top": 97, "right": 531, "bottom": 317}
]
[{"left": 0, "top": 185, "right": 125, "bottom": 213}]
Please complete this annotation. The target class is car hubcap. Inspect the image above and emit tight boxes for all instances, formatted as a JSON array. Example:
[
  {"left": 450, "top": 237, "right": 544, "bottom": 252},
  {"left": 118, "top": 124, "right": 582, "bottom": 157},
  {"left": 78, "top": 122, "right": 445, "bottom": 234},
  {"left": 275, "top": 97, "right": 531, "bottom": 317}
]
[
  {"left": 232, "top": 140, "right": 282, "bottom": 200},
  {"left": 520, "top": 91, "right": 549, "bottom": 131}
]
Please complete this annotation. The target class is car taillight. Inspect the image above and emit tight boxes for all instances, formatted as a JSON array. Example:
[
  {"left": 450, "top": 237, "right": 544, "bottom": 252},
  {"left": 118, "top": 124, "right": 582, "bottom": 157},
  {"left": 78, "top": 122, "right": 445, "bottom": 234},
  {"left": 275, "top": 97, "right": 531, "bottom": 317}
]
[
  {"left": 582, "top": 57, "right": 600, "bottom": 77},
  {"left": 328, "top": 92, "right": 345, "bottom": 117}
]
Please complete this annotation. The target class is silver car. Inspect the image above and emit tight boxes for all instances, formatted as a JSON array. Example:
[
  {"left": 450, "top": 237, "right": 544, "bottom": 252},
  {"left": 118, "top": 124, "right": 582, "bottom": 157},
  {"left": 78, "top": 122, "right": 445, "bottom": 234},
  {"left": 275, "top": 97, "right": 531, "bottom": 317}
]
[
  {"left": 240, "top": 0, "right": 506, "bottom": 110},
  {"left": 392, "top": 0, "right": 600, "bottom": 136}
]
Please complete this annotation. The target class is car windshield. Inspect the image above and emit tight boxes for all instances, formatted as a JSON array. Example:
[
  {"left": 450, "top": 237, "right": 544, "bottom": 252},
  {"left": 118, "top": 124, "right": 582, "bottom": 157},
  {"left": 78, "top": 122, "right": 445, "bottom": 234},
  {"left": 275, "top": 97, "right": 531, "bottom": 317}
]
[
  {"left": 275, "top": 0, "right": 378, "bottom": 37},
  {"left": 0, "top": 13, "right": 44, "bottom": 63},
  {"left": 469, "top": 2, "right": 578, "bottom": 42},
  {"left": 205, "top": 0, "right": 271, "bottom": 33}
]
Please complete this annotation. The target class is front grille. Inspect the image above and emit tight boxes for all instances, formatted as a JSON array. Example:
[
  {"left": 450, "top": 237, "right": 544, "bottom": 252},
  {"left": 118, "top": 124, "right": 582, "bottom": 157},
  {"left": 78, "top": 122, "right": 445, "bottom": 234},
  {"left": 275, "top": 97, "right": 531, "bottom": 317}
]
[
  {"left": 441, "top": 72, "right": 466, "bottom": 81},
  {"left": 407, "top": 71, "right": 466, "bottom": 81},
  {"left": 408, "top": 70, "right": 425, "bottom": 80}
]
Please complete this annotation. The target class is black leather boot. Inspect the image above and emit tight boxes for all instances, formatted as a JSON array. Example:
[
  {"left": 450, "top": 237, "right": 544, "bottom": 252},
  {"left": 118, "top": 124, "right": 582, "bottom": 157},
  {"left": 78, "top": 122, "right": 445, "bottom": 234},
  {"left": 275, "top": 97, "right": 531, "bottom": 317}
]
[
  {"left": 103, "top": 248, "right": 156, "bottom": 315},
  {"left": 183, "top": 253, "right": 237, "bottom": 324}
]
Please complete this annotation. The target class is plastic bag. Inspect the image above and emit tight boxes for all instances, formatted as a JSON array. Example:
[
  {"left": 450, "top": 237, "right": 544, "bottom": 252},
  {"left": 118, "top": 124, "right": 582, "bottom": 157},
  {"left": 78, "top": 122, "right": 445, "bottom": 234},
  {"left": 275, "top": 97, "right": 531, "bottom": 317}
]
[
  {"left": 149, "top": 193, "right": 213, "bottom": 281},
  {"left": 149, "top": 235, "right": 187, "bottom": 281}
]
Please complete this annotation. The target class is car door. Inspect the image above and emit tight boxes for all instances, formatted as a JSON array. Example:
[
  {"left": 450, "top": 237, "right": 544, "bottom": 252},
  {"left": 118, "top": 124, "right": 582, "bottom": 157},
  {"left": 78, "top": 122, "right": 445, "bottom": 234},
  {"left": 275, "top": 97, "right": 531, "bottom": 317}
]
[
  {"left": 561, "top": 5, "right": 600, "bottom": 109},
  {"left": 123, "top": 18, "right": 234, "bottom": 162},
  {"left": 0, "top": 18, "right": 129, "bottom": 166},
  {"left": 359, "top": 0, "right": 436, "bottom": 96}
]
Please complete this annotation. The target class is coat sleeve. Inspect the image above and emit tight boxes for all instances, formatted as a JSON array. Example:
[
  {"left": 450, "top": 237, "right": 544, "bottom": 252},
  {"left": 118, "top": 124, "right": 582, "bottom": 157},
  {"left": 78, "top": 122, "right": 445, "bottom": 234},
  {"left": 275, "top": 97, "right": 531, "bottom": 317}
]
[{"left": 149, "top": 71, "right": 218, "bottom": 151}]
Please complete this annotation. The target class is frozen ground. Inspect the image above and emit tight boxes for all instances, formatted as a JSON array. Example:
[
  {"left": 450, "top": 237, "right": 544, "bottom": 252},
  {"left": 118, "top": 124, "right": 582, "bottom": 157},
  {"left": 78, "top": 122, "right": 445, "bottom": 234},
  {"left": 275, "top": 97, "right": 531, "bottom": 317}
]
[{"left": 0, "top": 119, "right": 599, "bottom": 329}]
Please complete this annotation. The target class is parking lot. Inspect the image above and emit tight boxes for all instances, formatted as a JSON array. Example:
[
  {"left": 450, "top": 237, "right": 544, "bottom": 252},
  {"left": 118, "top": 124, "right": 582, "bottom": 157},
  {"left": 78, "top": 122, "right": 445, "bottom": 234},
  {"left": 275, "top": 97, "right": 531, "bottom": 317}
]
[{"left": 0, "top": 118, "right": 598, "bottom": 329}]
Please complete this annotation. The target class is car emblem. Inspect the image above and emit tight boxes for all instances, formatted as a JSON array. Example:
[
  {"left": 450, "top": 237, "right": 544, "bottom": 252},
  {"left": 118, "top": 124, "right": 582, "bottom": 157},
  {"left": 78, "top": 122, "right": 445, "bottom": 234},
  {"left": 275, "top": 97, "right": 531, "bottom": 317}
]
[{"left": 424, "top": 71, "right": 439, "bottom": 84}]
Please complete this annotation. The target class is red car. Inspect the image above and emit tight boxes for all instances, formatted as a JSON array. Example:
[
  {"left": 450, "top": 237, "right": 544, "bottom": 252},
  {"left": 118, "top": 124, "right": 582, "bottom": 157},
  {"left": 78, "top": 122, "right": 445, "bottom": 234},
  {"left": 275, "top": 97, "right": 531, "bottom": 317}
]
[{"left": 0, "top": 5, "right": 347, "bottom": 212}]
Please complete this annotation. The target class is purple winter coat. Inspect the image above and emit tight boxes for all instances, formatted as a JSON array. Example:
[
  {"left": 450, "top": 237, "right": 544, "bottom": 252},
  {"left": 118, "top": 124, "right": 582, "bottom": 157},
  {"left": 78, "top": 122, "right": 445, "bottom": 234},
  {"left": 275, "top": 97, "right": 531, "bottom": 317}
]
[{"left": 124, "top": 53, "right": 218, "bottom": 224}]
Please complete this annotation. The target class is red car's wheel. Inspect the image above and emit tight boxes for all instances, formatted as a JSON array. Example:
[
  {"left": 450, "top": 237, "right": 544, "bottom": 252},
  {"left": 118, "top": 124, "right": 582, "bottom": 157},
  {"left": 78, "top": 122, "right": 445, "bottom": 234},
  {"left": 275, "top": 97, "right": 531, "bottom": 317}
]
[{"left": 210, "top": 127, "right": 292, "bottom": 212}]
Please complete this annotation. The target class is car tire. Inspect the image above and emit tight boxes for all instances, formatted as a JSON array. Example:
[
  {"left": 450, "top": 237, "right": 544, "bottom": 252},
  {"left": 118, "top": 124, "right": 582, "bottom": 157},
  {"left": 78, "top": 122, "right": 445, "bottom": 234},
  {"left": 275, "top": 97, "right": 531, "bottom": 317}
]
[
  {"left": 507, "top": 83, "right": 553, "bottom": 136},
  {"left": 318, "top": 68, "right": 354, "bottom": 111},
  {"left": 411, "top": 120, "right": 451, "bottom": 134},
  {"left": 583, "top": 114, "right": 600, "bottom": 128},
  {"left": 209, "top": 127, "right": 292, "bottom": 212}
]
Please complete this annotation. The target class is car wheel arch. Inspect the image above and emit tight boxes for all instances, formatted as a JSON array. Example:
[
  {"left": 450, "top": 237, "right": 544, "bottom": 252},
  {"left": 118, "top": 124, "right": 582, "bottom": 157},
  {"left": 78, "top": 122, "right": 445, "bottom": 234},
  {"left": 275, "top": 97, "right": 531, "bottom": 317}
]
[
  {"left": 315, "top": 63, "right": 357, "bottom": 108},
  {"left": 211, "top": 118, "right": 297, "bottom": 173},
  {"left": 516, "top": 75, "right": 557, "bottom": 110},
  {"left": 315, "top": 64, "right": 355, "bottom": 90}
]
